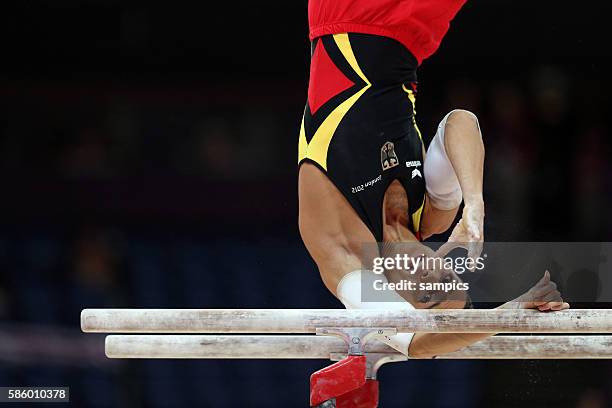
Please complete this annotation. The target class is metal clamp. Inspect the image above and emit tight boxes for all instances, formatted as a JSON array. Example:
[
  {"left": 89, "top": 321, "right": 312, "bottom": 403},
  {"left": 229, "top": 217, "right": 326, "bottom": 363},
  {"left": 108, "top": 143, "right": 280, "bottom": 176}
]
[{"left": 315, "top": 327, "right": 398, "bottom": 356}]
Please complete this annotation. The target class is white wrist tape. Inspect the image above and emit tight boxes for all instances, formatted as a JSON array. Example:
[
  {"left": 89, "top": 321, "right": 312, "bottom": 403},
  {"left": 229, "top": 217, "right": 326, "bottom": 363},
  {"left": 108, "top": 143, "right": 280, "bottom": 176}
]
[
  {"left": 424, "top": 110, "right": 474, "bottom": 210},
  {"left": 336, "top": 270, "right": 415, "bottom": 356}
]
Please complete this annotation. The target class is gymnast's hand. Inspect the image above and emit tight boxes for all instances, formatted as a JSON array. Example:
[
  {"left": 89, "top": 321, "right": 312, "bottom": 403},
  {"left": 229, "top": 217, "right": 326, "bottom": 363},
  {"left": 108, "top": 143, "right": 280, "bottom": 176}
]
[
  {"left": 435, "top": 200, "right": 484, "bottom": 268},
  {"left": 513, "top": 271, "right": 570, "bottom": 311}
]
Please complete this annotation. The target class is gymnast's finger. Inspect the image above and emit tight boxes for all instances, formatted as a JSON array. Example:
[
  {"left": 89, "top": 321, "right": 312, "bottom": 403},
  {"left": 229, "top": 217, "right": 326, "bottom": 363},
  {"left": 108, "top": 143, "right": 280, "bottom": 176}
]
[
  {"left": 539, "top": 301, "right": 563, "bottom": 311},
  {"left": 538, "top": 303, "right": 553, "bottom": 311},
  {"left": 550, "top": 302, "right": 570, "bottom": 311}
]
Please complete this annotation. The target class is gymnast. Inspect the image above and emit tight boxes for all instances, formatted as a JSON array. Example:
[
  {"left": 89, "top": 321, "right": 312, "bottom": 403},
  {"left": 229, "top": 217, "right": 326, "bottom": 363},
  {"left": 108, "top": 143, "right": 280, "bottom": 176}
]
[{"left": 298, "top": 0, "right": 570, "bottom": 358}]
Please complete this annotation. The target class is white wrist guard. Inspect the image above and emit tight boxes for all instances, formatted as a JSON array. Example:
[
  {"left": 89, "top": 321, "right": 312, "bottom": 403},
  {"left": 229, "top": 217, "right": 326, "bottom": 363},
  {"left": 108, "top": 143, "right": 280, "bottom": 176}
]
[{"left": 337, "top": 270, "right": 415, "bottom": 356}]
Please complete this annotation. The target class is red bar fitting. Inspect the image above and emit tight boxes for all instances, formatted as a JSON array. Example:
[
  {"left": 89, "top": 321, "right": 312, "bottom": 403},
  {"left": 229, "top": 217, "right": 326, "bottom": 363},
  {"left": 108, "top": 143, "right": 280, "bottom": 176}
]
[{"left": 310, "top": 355, "right": 379, "bottom": 407}]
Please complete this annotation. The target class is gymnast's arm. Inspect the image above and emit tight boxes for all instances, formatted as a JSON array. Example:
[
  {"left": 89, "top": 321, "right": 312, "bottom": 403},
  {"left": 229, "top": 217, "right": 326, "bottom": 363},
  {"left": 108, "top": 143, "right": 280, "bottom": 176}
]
[
  {"left": 421, "top": 110, "right": 484, "bottom": 253},
  {"left": 408, "top": 271, "right": 570, "bottom": 359}
]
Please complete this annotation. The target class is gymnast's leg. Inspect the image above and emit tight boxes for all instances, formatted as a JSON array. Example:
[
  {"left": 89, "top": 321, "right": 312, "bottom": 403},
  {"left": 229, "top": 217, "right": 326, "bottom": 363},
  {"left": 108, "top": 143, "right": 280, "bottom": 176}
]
[
  {"left": 298, "top": 162, "right": 419, "bottom": 354},
  {"left": 298, "top": 162, "right": 373, "bottom": 296}
]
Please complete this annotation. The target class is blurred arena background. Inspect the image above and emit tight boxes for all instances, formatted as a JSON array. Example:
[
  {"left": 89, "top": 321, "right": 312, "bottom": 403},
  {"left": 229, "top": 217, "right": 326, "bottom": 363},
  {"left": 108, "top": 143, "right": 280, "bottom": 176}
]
[{"left": 1, "top": 0, "right": 611, "bottom": 406}]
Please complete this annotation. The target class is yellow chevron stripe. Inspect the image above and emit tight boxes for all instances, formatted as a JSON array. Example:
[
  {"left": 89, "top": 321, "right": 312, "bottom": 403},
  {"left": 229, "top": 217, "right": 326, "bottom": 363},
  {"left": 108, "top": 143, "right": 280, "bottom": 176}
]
[
  {"left": 306, "top": 86, "right": 369, "bottom": 170},
  {"left": 412, "top": 196, "right": 425, "bottom": 234},
  {"left": 402, "top": 85, "right": 424, "bottom": 144},
  {"left": 298, "top": 117, "right": 307, "bottom": 163},
  {"left": 334, "top": 33, "right": 371, "bottom": 86},
  {"left": 401, "top": 84, "right": 425, "bottom": 233}
]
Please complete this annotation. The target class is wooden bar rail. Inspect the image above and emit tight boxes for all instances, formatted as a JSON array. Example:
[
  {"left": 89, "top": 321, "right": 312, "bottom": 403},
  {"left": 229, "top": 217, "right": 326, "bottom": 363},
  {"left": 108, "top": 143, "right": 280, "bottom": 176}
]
[
  {"left": 104, "top": 335, "right": 612, "bottom": 360},
  {"left": 82, "top": 309, "right": 612, "bottom": 334}
]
